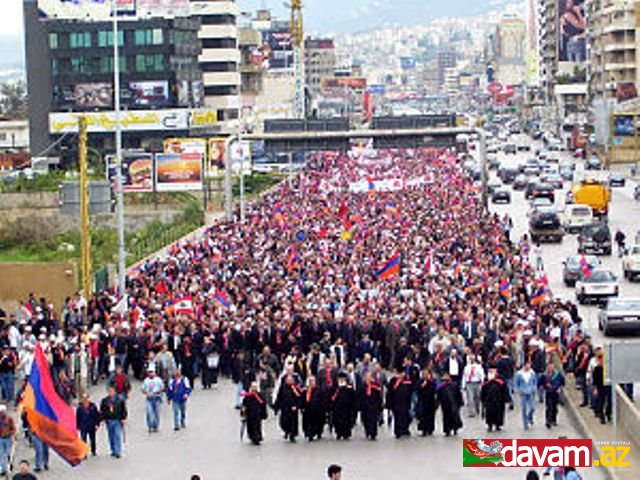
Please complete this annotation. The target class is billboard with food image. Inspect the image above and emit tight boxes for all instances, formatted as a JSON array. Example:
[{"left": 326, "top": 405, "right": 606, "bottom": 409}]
[
  {"left": 106, "top": 152, "right": 154, "bottom": 192},
  {"left": 155, "top": 152, "right": 203, "bottom": 192}
]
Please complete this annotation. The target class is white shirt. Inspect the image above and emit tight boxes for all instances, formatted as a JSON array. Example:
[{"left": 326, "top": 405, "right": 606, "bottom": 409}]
[{"left": 449, "top": 358, "right": 460, "bottom": 376}]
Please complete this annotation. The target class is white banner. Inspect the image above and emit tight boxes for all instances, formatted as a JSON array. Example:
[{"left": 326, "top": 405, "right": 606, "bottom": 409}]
[{"left": 348, "top": 176, "right": 433, "bottom": 193}]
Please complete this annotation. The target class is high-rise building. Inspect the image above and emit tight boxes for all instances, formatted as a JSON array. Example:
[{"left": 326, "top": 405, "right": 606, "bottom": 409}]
[
  {"left": 536, "top": 0, "right": 559, "bottom": 101},
  {"left": 23, "top": 0, "right": 207, "bottom": 161},
  {"left": 588, "top": 0, "right": 638, "bottom": 101},
  {"left": 190, "top": 0, "right": 241, "bottom": 131},
  {"left": 437, "top": 48, "right": 457, "bottom": 87},
  {"left": 304, "top": 38, "right": 337, "bottom": 99},
  {"left": 495, "top": 16, "right": 527, "bottom": 86}
]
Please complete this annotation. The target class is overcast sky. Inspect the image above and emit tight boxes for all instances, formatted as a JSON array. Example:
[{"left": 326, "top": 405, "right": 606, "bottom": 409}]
[{"left": 2, "top": 0, "right": 23, "bottom": 37}]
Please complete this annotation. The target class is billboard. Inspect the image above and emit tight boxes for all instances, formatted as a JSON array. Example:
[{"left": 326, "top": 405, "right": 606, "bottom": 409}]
[
  {"left": 50, "top": 109, "right": 189, "bottom": 133},
  {"left": 208, "top": 138, "right": 226, "bottom": 168},
  {"left": 137, "top": 0, "right": 189, "bottom": 17},
  {"left": 155, "top": 153, "right": 203, "bottom": 192},
  {"left": 263, "top": 30, "right": 293, "bottom": 70},
  {"left": 74, "top": 83, "right": 113, "bottom": 108},
  {"left": 129, "top": 81, "right": 169, "bottom": 107},
  {"left": 38, "top": 0, "right": 189, "bottom": 19},
  {"left": 106, "top": 152, "right": 154, "bottom": 192},
  {"left": 163, "top": 138, "right": 207, "bottom": 157},
  {"left": 557, "top": 0, "right": 587, "bottom": 63},
  {"left": 613, "top": 115, "right": 635, "bottom": 137},
  {"left": 321, "top": 77, "right": 367, "bottom": 92}
]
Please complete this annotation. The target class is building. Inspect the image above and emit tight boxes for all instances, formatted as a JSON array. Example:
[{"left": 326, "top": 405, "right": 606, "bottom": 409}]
[
  {"left": 0, "top": 120, "right": 29, "bottom": 152},
  {"left": 437, "top": 48, "right": 457, "bottom": 87},
  {"left": 23, "top": 0, "right": 214, "bottom": 161},
  {"left": 190, "top": 0, "right": 241, "bottom": 131},
  {"left": 304, "top": 38, "right": 336, "bottom": 99},
  {"left": 537, "top": 0, "right": 559, "bottom": 101},
  {"left": 495, "top": 16, "right": 527, "bottom": 87},
  {"left": 588, "top": 0, "right": 638, "bottom": 102}
]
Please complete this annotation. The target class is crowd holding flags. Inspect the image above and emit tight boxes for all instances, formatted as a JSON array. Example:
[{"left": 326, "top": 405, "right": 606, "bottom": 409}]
[{"left": 375, "top": 254, "right": 401, "bottom": 280}]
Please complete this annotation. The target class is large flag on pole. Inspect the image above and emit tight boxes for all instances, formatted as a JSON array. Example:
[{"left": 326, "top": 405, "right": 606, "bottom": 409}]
[{"left": 21, "top": 344, "right": 90, "bottom": 466}]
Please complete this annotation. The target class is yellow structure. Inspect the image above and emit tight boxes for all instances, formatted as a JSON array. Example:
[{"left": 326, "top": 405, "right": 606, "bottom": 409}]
[{"left": 78, "top": 116, "right": 92, "bottom": 297}]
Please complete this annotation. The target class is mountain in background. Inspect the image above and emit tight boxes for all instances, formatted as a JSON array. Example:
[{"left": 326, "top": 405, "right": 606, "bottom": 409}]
[{"left": 239, "top": 0, "right": 522, "bottom": 34}]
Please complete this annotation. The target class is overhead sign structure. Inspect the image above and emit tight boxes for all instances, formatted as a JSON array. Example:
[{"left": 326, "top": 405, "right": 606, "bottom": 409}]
[
  {"left": 155, "top": 152, "right": 203, "bottom": 192},
  {"left": 49, "top": 109, "right": 218, "bottom": 134}
]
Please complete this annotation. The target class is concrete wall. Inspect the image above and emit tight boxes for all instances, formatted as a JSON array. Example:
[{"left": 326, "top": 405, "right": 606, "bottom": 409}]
[
  {"left": 0, "top": 262, "right": 77, "bottom": 314},
  {"left": 616, "top": 385, "right": 640, "bottom": 450}
]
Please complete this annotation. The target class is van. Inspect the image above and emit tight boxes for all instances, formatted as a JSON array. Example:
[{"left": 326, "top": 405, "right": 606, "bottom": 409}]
[
  {"left": 571, "top": 180, "right": 611, "bottom": 217},
  {"left": 563, "top": 204, "right": 594, "bottom": 233}
]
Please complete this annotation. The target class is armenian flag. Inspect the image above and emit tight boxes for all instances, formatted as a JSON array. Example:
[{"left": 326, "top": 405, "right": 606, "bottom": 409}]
[
  {"left": 21, "top": 344, "right": 89, "bottom": 466},
  {"left": 499, "top": 278, "right": 512, "bottom": 298},
  {"left": 531, "top": 284, "right": 549, "bottom": 305},
  {"left": 580, "top": 255, "right": 593, "bottom": 278},
  {"left": 288, "top": 248, "right": 301, "bottom": 271},
  {"left": 215, "top": 290, "right": 231, "bottom": 310},
  {"left": 366, "top": 176, "right": 376, "bottom": 194},
  {"left": 384, "top": 201, "right": 399, "bottom": 217},
  {"left": 453, "top": 261, "right": 463, "bottom": 278},
  {"left": 376, "top": 254, "right": 401, "bottom": 280}
]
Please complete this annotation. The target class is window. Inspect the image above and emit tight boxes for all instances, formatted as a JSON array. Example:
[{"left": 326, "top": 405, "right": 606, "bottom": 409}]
[
  {"left": 71, "top": 57, "right": 88, "bottom": 73},
  {"left": 135, "top": 54, "right": 164, "bottom": 72},
  {"left": 51, "top": 59, "right": 59, "bottom": 76},
  {"left": 135, "top": 29, "right": 164, "bottom": 46},
  {"left": 201, "top": 38, "right": 236, "bottom": 49},
  {"left": 49, "top": 33, "right": 58, "bottom": 49},
  {"left": 99, "top": 56, "right": 127, "bottom": 73},
  {"left": 98, "top": 30, "right": 124, "bottom": 47},
  {"left": 70, "top": 32, "right": 92, "bottom": 49},
  {"left": 201, "top": 14, "right": 235, "bottom": 25}
]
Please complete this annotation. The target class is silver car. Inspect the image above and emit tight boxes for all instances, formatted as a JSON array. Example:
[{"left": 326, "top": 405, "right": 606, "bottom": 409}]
[{"left": 598, "top": 298, "right": 640, "bottom": 335}]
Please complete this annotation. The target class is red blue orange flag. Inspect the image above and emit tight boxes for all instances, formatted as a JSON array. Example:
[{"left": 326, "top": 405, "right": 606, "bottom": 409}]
[
  {"left": 376, "top": 254, "right": 401, "bottom": 280},
  {"left": 288, "top": 248, "right": 301, "bottom": 271},
  {"left": 22, "top": 344, "right": 89, "bottom": 466},
  {"left": 215, "top": 290, "right": 231, "bottom": 310},
  {"left": 499, "top": 278, "right": 512, "bottom": 298},
  {"left": 531, "top": 285, "right": 549, "bottom": 305},
  {"left": 580, "top": 255, "right": 593, "bottom": 278}
]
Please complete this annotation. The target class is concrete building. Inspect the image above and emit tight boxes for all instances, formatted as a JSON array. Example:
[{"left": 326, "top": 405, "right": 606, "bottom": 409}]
[
  {"left": 537, "top": 0, "right": 559, "bottom": 101},
  {"left": 23, "top": 0, "right": 208, "bottom": 162},
  {"left": 0, "top": 120, "right": 29, "bottom": 151},
  {"left": 190, "top": 0, "right": 241, "bottom": 131},
  {"left": 495, "top": 16, "right": 527, "bottom": 86},
  {"left": 304, "top": 38, "right": 337, "bottom": 99},
  {"left": 588, "top": 0, "right": 638, "bottom": 101}
]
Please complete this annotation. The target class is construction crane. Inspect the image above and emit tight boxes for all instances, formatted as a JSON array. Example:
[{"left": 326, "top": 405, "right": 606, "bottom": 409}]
[{"left": 287, "top": 0, "right": 305, "bottom": 119}]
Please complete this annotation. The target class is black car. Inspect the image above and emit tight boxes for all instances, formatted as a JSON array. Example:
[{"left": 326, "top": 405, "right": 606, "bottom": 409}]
[
  {"left": 517, "top": 144, "right": 531, "bottom": 152},
  {"left": 562, "top": 255, "right": 600, "bottom": 287},
  {"left": 504, "top": 143, "right": 517, "bottom": 155},
  {"left": 609, "top": 172, "right": 626, "bottom": 187},
  {"left": 530, "top": 183, "right": 555, "bottom": 202},
  {"left": 487, "top": 155, "right": 500, "bottom": 170},
  {"left": 585, "top": 157, "right": 602, "bottom": 170},
  {"left": 529, "top": 208, "right": 564, "bottom": 243},
  {"left": 499, "top": 167, "right": 519, "bottom": 184},
  {"left": 492, "top": 187, "right": 511, "bottom": 204},
  {"left": 578, "top": 223, "right": 612, "bottom": 255}
]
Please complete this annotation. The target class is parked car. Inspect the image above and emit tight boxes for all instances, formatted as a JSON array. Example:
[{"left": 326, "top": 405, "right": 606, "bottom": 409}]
[
  {"left": 563, "top": 204, "right": 594, "bottom": 234},
  {"left": 562, "top": 255, "right": 600, "bottom": 287},
  {"left": 585, "top": 156, "right": 602, "bottom": 170},
  {"left": 575, "top": 269, "right": 619, "bottom": 304},
  {"left": 513, "top": 174, "right": 528, "bottom": 190},
  {"left": 598, "top": 298, "right": 640, "bottom": 335},
  {"left": 578, "top": 223, "right": 612, "bottom": 255},
  {"left": 529, "top": 207, "right": 564, "bottom": 243},
  {"left": 609, "top": 172, "right": 626, "bottom": 187},
  {"left": 623, "top": 245, "right": 640, "bottom": 281},
  {"left": 492, "top": 187, "right": 511, "bottom": 204},
  {"left": 504, "top": 143, "right": 517, "bottom": 155}
]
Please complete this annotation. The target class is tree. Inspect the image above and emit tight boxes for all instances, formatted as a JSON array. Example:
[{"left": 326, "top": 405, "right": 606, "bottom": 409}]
[{"left": 0, "top": 81, "right": 27, "bottom": 120}]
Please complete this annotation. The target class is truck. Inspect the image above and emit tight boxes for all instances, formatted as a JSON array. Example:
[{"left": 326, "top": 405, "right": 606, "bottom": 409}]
[{"left": 571, "top": 179, "right": 611, "bottom": 218}]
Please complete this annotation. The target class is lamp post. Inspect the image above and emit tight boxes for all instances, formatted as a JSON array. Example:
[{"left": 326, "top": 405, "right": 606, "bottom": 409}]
[{"left": 112, "top": 0, "right": 126, "bottom": 297}]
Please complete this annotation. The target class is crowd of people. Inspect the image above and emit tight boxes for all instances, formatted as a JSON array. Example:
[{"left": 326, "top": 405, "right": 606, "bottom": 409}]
[{"left": 0, "top": 147, "right": 613, "bottom": 476}]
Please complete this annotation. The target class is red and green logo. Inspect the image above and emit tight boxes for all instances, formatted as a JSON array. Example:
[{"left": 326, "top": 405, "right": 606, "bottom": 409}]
[{"left": 463, "top": 439, "right": 504, "bottom": 466}]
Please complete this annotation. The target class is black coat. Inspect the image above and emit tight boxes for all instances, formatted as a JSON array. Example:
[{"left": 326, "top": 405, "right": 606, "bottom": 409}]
[
  {"left": 331, "top": 385, "right": 357, "bottom": 438},
  {"left": 242, "top": 392, "right": 267, "bottom": 444},
  {"left": 76, "top": 402, "right": 100, "bottom": 433},
  {"left": 436, "top": 380, "right": 463, "bottom": 434},
  {"left": 302, "top": 386, "right": 326, "bottom": 440},
  {"left": 416, "top": 380, "right": 437, "bottom": 435},
  {"left": 481, "top": 378, "right": 510, "bottom": 428},
  {"left": 386, "top": 375, "right": 413, "bottom": 437},
  {"left": 358, "top": 382, "right": 383, "bottom": 439},
  {"left": 275, "top": 383, "right": 302, "bottom": 437}
]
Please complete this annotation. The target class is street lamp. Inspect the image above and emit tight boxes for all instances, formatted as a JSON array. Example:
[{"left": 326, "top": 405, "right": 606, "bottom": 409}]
[{"left": 112, "top": 0, "right": 126, "bottom": 297}]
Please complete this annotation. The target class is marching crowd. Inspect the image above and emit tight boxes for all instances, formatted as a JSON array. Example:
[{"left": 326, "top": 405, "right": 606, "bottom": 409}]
[{"left": 0, "top": 147, "right": 615, "bottom": 475}]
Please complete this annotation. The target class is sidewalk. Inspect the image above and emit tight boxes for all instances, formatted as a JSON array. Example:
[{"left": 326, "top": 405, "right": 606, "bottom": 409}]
[{"left": 564, "top": 377, "right": 640, "bottom": 480}]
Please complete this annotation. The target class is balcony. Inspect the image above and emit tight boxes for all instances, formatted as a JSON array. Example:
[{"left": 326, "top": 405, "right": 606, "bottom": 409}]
[
  {"left": 603, "top": 21, "right": 635, "bottom": 35},
  {"left": 604, "top": 42, "right": 636, "bottom": 53},
  {"left": 604, "top": 61, "right": 637, "bottom": 72},
  {"left": 199, "top": 25, "right": 237, "bottom": 39},
  {"left": 199, "top": 48, "right": 240, "bottom": 63},
  {"left": 203, "top": 71, "right": 241, "bottom": 86}
]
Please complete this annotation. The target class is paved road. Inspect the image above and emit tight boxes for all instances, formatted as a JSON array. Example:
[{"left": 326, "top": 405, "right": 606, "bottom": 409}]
[
  {"left": 11, "top": 136, "right": 615, "bottom": 480},
  {"left": 14, "top": 380, "right": 601, "bottom": 480}
]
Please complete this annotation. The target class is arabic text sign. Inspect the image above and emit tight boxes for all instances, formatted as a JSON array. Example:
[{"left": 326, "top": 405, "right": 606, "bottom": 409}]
[{"left": 49, "top": 110, "right": 190, "bottom": 133}]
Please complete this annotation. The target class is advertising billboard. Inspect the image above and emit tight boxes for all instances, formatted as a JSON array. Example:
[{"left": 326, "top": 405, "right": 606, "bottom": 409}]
[
  {"left": 74, "top": 83, "right": 112, "bottom": 108},
  {"left": 155, "top": 153, "right": 203, "bottom": 192},
  {"left": 49, "top": 109, "right": 190, "bottom": 133},
  {"left": 38, "top": 0, "right": 188, "bottom": 19},
  {"left": 106, "top": 152, "right": 154, "bottom": 192},
  {"left": 129, "top": 81, "right": 169, "bottom": 107},
  {"left": 557, "top": 0, "right": 587, "bottom": 63},
  {"left": 263, "top": 30, "right": 293, "bottom": 70},
  {"left": 137, "top": 0, "right": 189, "bottom": 17},
  {"left": 163, "top": 138, "right": 207, "bottom": 157},
  {"left": 321, "top": 77, "right": 367, "bottom": 92},
  {"left": 613, "top": 115, "right": 635, "bottom": 137},
  {"left": 208, "top": 138, "right": 226, "bottom": 168}
]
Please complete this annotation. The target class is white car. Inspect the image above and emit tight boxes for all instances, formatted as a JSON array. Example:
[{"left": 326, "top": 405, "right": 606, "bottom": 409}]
[
  {"left": 623, "top": 245, "right": 640, "bottom": 281},
  {"left": 563, "top": 205, "right": 594, "bottom": 234},
  {"left": 576, "top": 269, "right": 619, "bottom": 304}
]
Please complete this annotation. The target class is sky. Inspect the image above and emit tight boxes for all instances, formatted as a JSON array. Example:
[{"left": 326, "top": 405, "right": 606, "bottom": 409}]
[{"left": 2, "top": 0, "right": 23, "bottom": 36}]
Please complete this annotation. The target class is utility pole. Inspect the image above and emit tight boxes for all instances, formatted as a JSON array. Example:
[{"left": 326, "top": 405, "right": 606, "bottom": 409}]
[
  {"left": 224, "top": 135, "right": 237, "bottom": 222},
  {"left": 78, "top": 116, "right": 92, "bottom": 297},
  {"left": 112, "top": 0, "right": 126, "bottom": 297}
]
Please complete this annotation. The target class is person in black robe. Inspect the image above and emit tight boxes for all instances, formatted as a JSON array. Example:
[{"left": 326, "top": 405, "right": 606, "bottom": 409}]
[
  {"left": 302, "top": 376, "right": 326, "bottom": 441},
  {"left": 331, "top": 372, "right": 357, "bottom": 440},
  {"left": 481, "top": 369, "right": 510, "bottom": 432},
  {"left": 358, "top": 372, "right": 383, "bottom": 440},
  {"left": 274, "top": 374, "right": 302, "bottom": 442},
  {"left": 241, "top": 382, "right": 268, "bottom": 445},
  {"left": 436, "top": 372, "right": 464, "bottom": 436},
  {"left": 416, "top": 369, "right": 437, "bottom": 436},
  {"left": 386, "top": 369, "right": 413, "bottom": 438}
]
